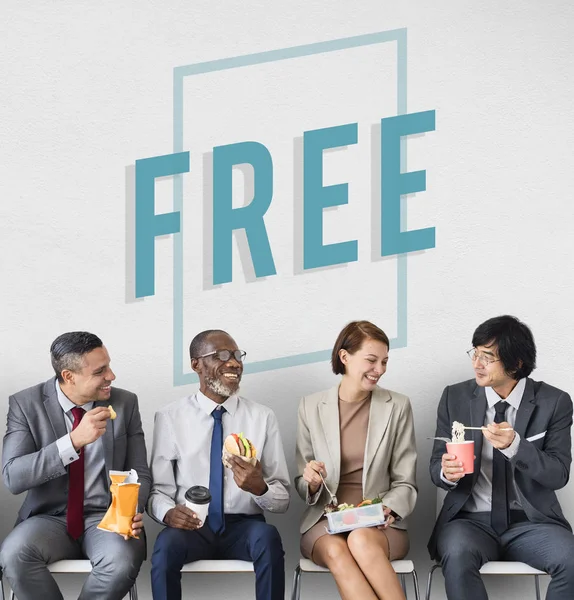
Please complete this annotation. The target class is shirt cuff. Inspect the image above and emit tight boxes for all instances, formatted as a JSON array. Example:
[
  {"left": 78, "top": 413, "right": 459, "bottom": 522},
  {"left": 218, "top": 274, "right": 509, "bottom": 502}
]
[
  {"left": 440, "top": 468, "right": 458, "bottom": 488},
  {"left": 57, "top": 434, "right": 80, "bottom": 466},
  {"left": 150, "top": 499, "right": 175, "bottom": 525},
  {"left": 251, "top": 481, "right": 284, "bottom": 512},
  {"left": 500, "top": 432, "right": 521, "bottom": 459},
  {"left": 251, "top": 482, "right": 272, "bottom": 503}
]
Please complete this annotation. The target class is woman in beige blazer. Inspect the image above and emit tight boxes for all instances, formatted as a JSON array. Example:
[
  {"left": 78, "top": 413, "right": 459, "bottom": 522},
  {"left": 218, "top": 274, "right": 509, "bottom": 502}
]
[{"left": 295, "top": 321, "right": 417, "bottom": 600}]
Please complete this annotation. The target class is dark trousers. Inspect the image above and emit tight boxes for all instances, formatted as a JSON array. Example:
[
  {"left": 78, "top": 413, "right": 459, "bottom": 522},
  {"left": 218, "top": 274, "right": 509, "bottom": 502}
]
[
  {"left": 436, "top": 511, "right": 574, "bottom": 600},
  {"left": 151, "top": 514, "right": 284, "bottom": 600}
]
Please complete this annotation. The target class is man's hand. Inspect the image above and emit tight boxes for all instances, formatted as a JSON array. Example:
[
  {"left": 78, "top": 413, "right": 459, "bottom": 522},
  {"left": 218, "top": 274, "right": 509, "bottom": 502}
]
[
  {"left": 441, "top": 452, "right": 466, "bottom": 482},
  {"left": 163, "top": 505, "right": 203, "bottom": 530},
  {"left": 483, "top": 421, "right": 515, "bottom": 449},
  {"left": 70, "top": 407, "right": 111, "bottom": 451},
  {"left": 227, "top": 455, "right": 267, "bottom": 496},
  {"left": 122, "top": 512, "right": 144, "bottom": 540},
  {"left": 303, "top": 460, "right": 325, "bottom": 495}
]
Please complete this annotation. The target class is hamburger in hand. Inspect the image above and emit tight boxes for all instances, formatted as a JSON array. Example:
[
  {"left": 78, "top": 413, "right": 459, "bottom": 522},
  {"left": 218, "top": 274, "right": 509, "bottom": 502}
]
[{"left": 222, "top": 433, "right": 258, "bottom": 468}]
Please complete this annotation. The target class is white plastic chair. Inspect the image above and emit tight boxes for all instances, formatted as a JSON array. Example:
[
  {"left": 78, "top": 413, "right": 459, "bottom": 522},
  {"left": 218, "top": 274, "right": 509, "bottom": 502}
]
[
  {"left": 291, "top": 557, "right": 420, "bottom": 600},
  {"left": 425, "top": 489, "right": 546, "bottom": 600},
  {"left": 180, "top": 560, "right": 254, "bottom": 596},
  {"left": 4, "top": 560, "right": 138, "bottom": 600},
  {"left": 180, "top": 559, "right": 254, "bottom": 575}
]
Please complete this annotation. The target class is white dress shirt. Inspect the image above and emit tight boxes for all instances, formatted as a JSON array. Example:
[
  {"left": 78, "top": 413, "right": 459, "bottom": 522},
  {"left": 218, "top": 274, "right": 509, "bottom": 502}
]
[
  {"left": 54, "top": 382, "right": 109, "bottom": 512},
  {"left": 147, "top": 391, "right": 290, "bottom": 524},
  {"left": 441, "top": 378, "right": 526, "bottom": 512}
]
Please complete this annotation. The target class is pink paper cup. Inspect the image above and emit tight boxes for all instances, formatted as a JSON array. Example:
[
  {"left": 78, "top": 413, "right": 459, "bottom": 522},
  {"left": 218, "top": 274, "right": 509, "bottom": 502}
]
[{"left": 446, "top": 440, "right": 475, "bottom": 474}]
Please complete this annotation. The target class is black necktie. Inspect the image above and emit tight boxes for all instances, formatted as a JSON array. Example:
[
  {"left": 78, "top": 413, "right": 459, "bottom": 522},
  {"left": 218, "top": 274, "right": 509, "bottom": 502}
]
[{"left": 491, "top": 401, "right": 510, "bottom": 534}]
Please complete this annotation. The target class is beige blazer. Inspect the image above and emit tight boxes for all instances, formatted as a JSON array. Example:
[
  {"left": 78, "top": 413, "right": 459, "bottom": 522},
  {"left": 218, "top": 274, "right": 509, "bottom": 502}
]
[{"left": 295, "top": 385, "right": 417, "bottom": 534}]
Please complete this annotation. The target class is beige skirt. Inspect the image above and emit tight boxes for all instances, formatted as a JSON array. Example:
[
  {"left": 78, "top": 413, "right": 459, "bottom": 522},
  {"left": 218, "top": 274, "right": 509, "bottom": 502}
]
[{"left": 301, "top": 516, "right": 410, "bottom": 563}]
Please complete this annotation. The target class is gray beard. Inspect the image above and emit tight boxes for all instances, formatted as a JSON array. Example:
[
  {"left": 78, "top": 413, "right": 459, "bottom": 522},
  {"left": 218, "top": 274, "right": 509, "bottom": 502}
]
[{"left": 206, "top": 376, "right": 238, "bottom": 399}]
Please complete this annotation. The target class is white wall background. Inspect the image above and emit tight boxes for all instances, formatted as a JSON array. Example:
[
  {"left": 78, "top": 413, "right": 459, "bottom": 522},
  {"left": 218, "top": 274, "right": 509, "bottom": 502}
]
[{"left": 2, "top": 1, "right": 574, "bottom": 598}]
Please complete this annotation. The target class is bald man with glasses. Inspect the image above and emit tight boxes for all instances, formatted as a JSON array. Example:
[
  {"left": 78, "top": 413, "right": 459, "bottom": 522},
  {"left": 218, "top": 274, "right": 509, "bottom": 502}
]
[
  {"left": 428, "top": 315, "right": 574, "bottom": 600},
  {"left": 147, "top": 329, "right": 290, "bottom": 600}
]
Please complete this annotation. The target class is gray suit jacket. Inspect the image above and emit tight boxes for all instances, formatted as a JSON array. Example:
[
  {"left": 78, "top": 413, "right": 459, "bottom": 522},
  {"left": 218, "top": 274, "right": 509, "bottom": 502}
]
[
  {"left": 428, "top": 378, "right": 573, "bottom": 559},
  {"left": 2, "top": 377, "right": 151, "bottom": 524},
  {"left": 295, "top": 385, "right": 417, "bottom": 534}
]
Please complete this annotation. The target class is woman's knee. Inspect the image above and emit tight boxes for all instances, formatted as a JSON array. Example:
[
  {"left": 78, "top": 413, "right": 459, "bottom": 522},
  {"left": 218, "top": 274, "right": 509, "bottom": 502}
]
[
  {"left": 314, "top": 536, "right": 353, "bottom": 569},
  {"left": 347, "top": 528, "right": 389, "bottom": 562}
]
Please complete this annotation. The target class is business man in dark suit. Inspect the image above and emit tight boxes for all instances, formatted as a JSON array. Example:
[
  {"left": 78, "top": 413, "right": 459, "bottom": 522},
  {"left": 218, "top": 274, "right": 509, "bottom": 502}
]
[
  {"left": 428, "top": 315, "right": 574, "bottom": 600},
  {"left": 0, "top": 331, "right": 151, "bottom": 600}
]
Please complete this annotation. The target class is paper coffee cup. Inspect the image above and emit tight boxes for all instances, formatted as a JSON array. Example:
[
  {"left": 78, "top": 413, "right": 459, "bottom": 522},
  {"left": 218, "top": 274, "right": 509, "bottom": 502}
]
[
  {"left": 446, "top": 440, "right": 475, "bottom": 474},
  {"left": 184, "top": 486, "right": 211, "bottom": 525}
]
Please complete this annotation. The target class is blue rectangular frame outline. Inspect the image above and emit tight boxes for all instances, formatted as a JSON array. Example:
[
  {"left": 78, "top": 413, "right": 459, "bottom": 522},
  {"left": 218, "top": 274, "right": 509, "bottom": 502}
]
[{"left": 172, "top": 29, "right": 408, "bottom": 385}]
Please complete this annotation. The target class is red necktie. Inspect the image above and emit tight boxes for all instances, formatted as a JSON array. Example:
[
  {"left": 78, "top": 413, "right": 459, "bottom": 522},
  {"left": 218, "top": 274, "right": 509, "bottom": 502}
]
[{"left": 67, "top": 407, "right": 85, "bottom": 539}]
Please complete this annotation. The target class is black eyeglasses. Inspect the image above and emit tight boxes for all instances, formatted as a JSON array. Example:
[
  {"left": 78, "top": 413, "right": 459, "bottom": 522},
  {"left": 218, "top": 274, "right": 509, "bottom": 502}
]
[{"left": 196, "top": 349, "right": 246, "bottom": 363}]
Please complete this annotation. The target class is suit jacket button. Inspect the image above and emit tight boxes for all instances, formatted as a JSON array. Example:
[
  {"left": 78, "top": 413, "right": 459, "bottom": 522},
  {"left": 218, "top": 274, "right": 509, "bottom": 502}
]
[{"left": 517, "top": 460, "right": 527, "bottom": 469}]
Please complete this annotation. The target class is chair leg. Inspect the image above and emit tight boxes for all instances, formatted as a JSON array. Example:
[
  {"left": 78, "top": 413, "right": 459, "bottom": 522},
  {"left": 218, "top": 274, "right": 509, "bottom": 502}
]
[
  {"left": 534, "top": 575, "right": 541, "bottom": 600},
  {"left": 411, "top": 569, "right": 421, "bottom": 600},
  {"left": 400, "top": 573, "right": 407, "bottom": 596},
  {"left": 129, "top": 582, "right": 139, "bottom": 600},
  {"left": 425, "top": 563, "right": 441, "bottom": 600},
  {"left": 0, "top": 569, "right": 4, "bottom": 600},
  {"left": 291, "top": 565, "right": 302, "bottom": 600}
]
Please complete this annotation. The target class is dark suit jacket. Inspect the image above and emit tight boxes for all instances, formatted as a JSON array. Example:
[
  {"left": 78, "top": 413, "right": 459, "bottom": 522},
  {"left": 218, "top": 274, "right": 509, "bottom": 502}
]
[
  {"left": 2, "top": 377, "right": 151, "bottom": 524},
  {"left": 428, "top": 378, "right": 573, "bottom": 559}
]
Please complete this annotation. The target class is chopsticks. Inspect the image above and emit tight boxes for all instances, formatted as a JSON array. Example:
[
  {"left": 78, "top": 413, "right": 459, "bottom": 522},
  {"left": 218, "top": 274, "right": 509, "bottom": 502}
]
[{"left": 464, "top": 426, "right": 513, "bottom": 431}]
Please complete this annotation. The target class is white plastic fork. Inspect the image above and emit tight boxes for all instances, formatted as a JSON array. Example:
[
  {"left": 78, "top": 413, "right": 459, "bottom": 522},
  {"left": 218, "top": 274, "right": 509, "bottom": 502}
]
[{"left": 319, "top": 471, "right": 338, "bottom": 506}]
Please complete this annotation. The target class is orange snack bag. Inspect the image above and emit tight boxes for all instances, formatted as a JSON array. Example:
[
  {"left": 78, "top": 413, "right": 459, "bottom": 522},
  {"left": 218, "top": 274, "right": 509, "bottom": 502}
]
[{"left": 97, "top": 469, "right": 141, "bottom": 538}]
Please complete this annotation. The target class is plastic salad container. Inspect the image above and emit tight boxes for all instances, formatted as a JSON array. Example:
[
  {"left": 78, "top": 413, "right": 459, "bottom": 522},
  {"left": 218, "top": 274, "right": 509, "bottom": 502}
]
[{"left": 326, "top": 503, "right": 387, "bottom": 534}]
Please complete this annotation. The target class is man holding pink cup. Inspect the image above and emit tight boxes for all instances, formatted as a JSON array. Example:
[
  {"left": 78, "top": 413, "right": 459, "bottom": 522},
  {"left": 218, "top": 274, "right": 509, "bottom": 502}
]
[{"left": 428, "top": 316, "right": 574, "bottom": 600}]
